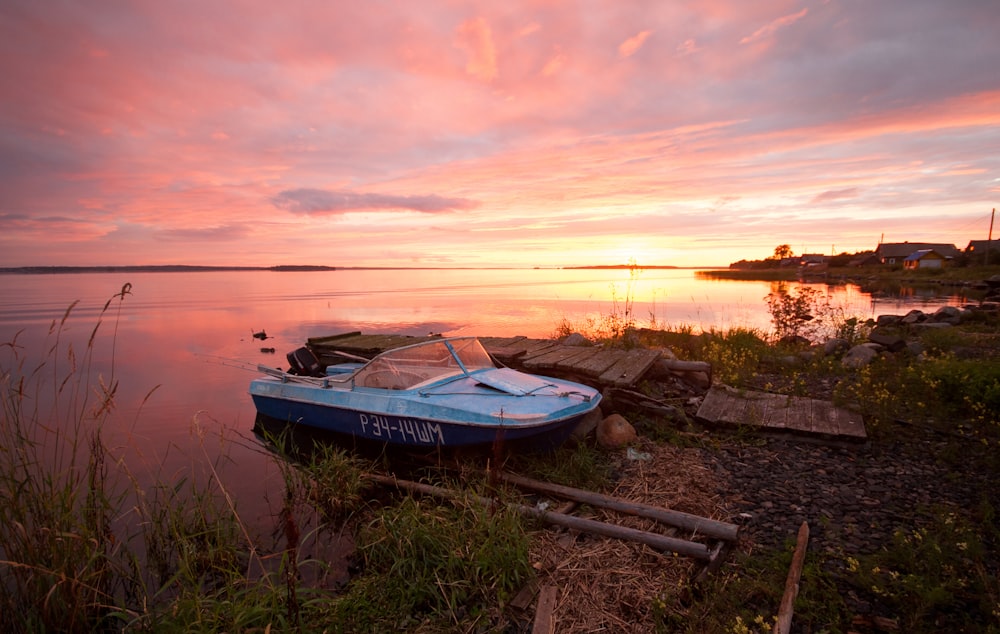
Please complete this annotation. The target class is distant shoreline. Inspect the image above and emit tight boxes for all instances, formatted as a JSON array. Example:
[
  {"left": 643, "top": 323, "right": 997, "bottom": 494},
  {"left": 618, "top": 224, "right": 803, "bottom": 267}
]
[
  {"left": 0, "top": 265, "right": 337, "bottom": 274},
  {"left": 0, "top": 264, "right": 711, "bottom": 275}
]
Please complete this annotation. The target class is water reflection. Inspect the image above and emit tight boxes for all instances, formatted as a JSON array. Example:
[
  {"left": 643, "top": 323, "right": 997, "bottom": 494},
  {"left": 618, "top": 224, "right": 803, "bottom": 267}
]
[{"left": 0, "top": 268, "right": 976, "bottom": 529}]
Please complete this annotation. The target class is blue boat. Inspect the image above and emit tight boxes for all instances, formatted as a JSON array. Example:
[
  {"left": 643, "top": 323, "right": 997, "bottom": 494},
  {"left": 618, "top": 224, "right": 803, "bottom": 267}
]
[{"left": 249, "top": 337, "right": 601, "bottom": 450}]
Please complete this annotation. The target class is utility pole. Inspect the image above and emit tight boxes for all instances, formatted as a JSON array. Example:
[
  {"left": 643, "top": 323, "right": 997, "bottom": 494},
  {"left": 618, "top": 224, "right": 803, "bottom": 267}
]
[{"left": 987, "top": 208, "right": 995, "bottom": 265}]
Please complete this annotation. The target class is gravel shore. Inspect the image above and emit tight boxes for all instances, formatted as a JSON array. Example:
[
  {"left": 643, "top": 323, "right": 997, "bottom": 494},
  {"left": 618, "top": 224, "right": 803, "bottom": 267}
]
[{"left": 706, "top": 429, "right": 994, "bottom": 555}]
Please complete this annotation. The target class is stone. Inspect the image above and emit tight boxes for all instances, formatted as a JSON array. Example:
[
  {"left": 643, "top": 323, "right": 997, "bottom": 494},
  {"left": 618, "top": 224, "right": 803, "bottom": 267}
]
[
  {"left": 596, "top": 413, "right": 637, "bottom": 448},
  {"left": 901, "top": 309, "right": 926, "bottom": 324},
  {"left": 569, "top": 408, "right": 603, "bottom": 443},
  {"left": 931, "top": 305, "right": 963, "bottom": 324},
  {"left": 561, "top": 332, "right": 592, "bottom": 347},
  {"left": 868, "top": 328, "right": 907, "bottom": 352},
  {"left": 913, "top": 322, "right": 953, "bottom": 330},
  {"left": 842, "top": 344, "right": 878, "bottom": 368},
  {"left": 823, "top": 337, "right": 850, "bottom": 355}
]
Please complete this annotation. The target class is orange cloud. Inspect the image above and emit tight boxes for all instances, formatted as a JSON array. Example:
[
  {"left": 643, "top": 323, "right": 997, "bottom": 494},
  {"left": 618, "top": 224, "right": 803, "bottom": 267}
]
[
  {"left": 455, "top": 17, "right": 498, "bottom": 82},
  {"left": 619, "top": 30, "right": 652, "bottom": 59}
]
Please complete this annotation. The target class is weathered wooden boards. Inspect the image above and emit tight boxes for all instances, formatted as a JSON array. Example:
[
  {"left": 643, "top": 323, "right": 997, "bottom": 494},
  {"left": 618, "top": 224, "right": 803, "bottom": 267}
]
[
  {"left": 308, "top": 332, "right": 665, "bottom": 388},
  {"left": 696, "top": 385, "right": 867, "bottom": 442},
  {"left": 476, "top": 335, "right": 665, "bottom": 388}
]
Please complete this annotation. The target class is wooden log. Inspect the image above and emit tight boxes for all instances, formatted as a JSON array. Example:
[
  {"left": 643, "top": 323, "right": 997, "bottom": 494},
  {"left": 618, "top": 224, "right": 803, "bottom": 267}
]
[
  {"left": 773, "top": 522, "right": 810, "bottom": 634},
  {"left": 660, "top": 358, "right": 711, "bottom": 374},
  {"left": 366, "top": 473, "right": 714, "bottom": 560},
  {"left": 499, "top": 472, "right": 740, "bottom": 542}
]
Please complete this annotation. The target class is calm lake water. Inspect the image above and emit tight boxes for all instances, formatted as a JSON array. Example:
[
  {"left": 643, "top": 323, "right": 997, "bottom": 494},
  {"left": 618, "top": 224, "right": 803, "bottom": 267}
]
[{"left": 0, "top": 267, "right": 971, "bottom": 530}]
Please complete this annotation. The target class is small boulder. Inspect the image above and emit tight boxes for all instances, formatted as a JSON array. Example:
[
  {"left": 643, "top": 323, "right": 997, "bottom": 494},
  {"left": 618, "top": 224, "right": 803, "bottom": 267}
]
[
  {"left": 823, "top": 337, "right": 850, "bottom": 355},
  {"left": 842, "top": 344, "right": 879, "bottom": 369},
  {"left": 930, "top": 306, "right": 962, "bottom": 325},
  {"left": 596, "top": 414, "right": 637, "bottom": 448},
  {"left": 901, "top": 309, "right": 926, "bottom": 324},
  {"left": 561, "top": 332, "right": 593, "bottom": 347},
  {"left": 868, "top": 328, "right": 907, "bottom": 352}
]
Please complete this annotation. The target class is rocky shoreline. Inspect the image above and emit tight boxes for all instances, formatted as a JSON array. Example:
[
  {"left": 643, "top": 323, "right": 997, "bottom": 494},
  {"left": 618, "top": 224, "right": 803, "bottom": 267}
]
[
  {"left": 705, "top": 428, "right": 993, "bottom": 556},
  {"left": 698, "top": 424, "right": 996, "bottom": 618}
]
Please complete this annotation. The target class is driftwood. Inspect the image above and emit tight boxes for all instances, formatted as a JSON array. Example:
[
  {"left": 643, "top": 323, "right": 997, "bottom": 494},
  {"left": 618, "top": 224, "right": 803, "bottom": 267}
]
[
  {"left": 498, "top": 471, "right": 740, "bottom": 542},
  {"left": 773, "top": 522, "right": 810, "bottom": 634},
  {"left": 660, "top": 358, "right": 713, "bottom": 386},
  {"left": 365, "top": 473, "right": 716, "bottom": 560},
  {"left": 608, "top": 388, "right": 688, "bottom": 420}
]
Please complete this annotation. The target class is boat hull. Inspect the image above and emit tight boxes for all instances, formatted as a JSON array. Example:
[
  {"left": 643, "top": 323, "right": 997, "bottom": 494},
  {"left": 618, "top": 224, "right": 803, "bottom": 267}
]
[
  {"left": 251, "top": 392, "right": 593, "bottom": 450},
  {"left": 249, "top": 373, "right": 601, "bottom": 450}
]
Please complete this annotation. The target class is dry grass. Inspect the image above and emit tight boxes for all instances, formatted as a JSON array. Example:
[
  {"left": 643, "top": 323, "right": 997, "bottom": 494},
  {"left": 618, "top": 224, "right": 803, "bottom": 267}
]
[{"left": 523, "top": 440, "right": 732, "bottom": 632}]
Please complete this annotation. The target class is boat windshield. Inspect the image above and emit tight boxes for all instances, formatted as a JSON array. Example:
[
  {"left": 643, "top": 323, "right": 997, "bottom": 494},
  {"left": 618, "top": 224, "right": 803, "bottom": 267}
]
[{"left": 353, "top": 338, "right": 495, "bottom": 390}]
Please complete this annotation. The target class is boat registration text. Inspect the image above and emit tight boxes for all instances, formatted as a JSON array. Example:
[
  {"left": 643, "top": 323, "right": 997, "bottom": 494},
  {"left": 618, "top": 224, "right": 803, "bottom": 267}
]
[{"left": 359, "top": 413, "right": 446, "bottom": 445}]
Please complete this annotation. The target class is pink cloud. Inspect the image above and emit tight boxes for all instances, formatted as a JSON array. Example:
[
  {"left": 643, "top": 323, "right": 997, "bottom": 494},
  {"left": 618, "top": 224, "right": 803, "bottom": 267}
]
[
  {"left": 0, "top": 1, "right": 997, "bottom": 268},
  {"left": 740, "top": 8, "right": 809, "bottom": 45},
  {"left": 455, "top": 17, "right": 498, "bottom": 82},
  {"left": 619, "top": 30, "right": 652, "bottom": 59}
]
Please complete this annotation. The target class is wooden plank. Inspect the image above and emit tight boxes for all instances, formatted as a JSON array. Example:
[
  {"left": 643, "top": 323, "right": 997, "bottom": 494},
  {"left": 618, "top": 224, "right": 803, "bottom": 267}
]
[
  {"left": 522, "top": 346, "right": 592, "bottom": 370},
  {"left": 479, "top": 336, "right": 527, "bottom": 349},
  {"left": 695, "top": 385, "right": 736, "bottom": 423},
  {"left": 532, "top": 586, "right": 558, "bottom": 634},
  {"left": 762, "top": 394, "right": 789, "bottom": 430},
  {"left": 571, "top": 349, "right": 626, "bottom": 377},
  {"left": 835, "top": 407, "right": 867, "bottom": 439},
  {"left": 697, "top": 386, "right": 866, "bottom": 441},
  {"left": 307, "top": 331, "right": 362, "bottom": 346},
  {"left": 598, "top": 349, "right": 662, "bottom": 387},
  {"left": 773, "top": 395, "right": 806, "bottom": 433},
  {"left": 553, "top": 348, "right": 611, "bottom": 372},
  {"left": 517, "top": 340, "right": 563, "bottom": 361},
  {"left": 488, "top": 339, "right": 555, "bottom": 363},
  {"left": 743, "top": 391, "right": 769, "bottom": 427},
  {"left": 773, "top": 522, "right": 810, "bottom": 634}
]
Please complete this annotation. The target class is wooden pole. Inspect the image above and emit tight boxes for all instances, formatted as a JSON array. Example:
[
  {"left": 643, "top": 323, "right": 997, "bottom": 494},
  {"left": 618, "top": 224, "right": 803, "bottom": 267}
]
[
  {"left": 366, "top": 473, "right": 715, "bottom": 560},
  {"left": 773, "top": 522, "right": 810, "bottom": 634},
  {"left": 498, "top": 471, "right": 740, "bottom": 542},
  {"left": 986, "top": 208, "right": 995, "bottom": 265}
]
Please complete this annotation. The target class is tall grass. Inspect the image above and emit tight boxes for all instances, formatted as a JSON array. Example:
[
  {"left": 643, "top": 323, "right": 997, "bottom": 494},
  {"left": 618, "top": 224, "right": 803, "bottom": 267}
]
[
  {"left": 1, "top": 285, "right": 140, "bottom": 631},
  {"left": 1, "top": 289, "right": 547, "bottom": 631}
]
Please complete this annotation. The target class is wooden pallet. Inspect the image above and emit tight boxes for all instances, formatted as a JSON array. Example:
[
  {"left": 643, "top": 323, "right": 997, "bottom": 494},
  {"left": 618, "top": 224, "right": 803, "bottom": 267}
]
[{"left": 695, "top": 385, "right": 867, "bottom": 442}]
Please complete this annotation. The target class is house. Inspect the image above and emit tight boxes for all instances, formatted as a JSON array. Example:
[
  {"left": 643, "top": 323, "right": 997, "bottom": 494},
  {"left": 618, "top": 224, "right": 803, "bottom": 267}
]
[
  {"left": 875, "top": 242, "right": 960, "bottom": 265},
  {"left": 798, "top": 254, "right": 828, "bottom": 266},
  {"left": 903, "top": 249, "right": 948, "bottom": 270},
  {"left": 966, "top": 239, "right": 1000, "bottom": 264},
  {"left": 848, "top": 253, "right": 881, "bottom": 267}
]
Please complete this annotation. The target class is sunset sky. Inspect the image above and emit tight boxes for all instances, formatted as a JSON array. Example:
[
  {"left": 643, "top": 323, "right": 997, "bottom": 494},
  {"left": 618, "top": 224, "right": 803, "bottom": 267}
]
[{"left": 1, "top": 1, "right": 998, "bottom": 268}]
